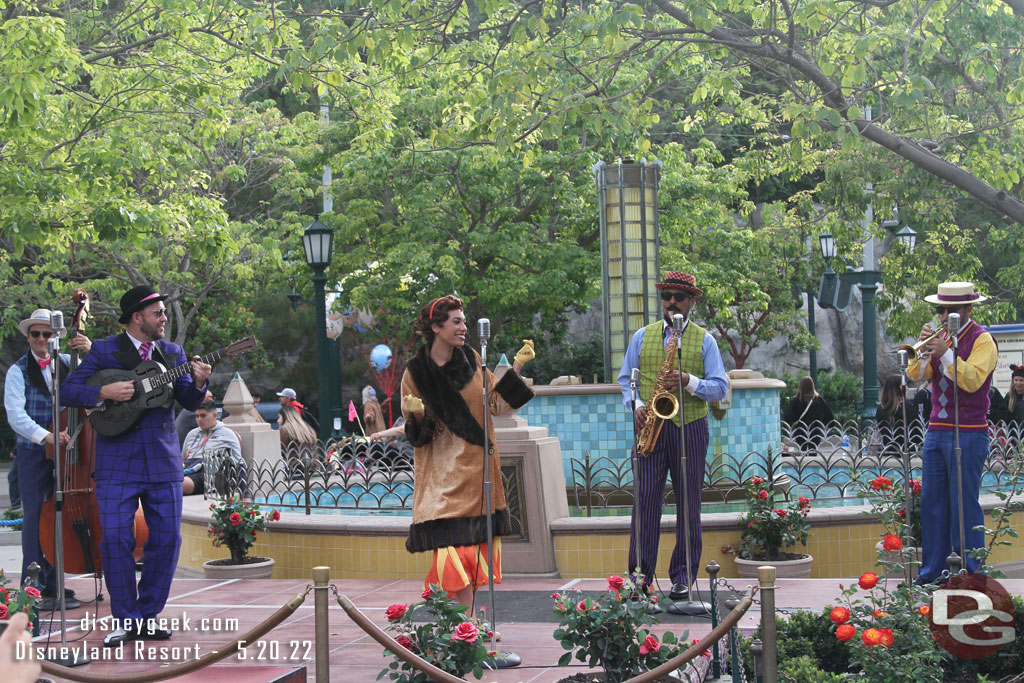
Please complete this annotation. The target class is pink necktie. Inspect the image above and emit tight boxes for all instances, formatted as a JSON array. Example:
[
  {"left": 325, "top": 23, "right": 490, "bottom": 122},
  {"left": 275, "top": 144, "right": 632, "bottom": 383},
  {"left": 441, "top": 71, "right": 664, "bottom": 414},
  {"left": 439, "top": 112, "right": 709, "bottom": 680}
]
[
  {"left": 139, "top": 342, "right": 152, "bottom": 361},
  {"left": 38, "top": 358, "right": 52, "bottom": 369}
]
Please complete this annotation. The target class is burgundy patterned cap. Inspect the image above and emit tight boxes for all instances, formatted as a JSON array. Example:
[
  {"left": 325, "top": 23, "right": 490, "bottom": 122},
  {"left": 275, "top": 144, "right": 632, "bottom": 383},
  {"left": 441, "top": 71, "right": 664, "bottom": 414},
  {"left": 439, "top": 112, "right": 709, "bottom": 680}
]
[
  {"left": 655, "top": 271, "right": 702, "bottom": 296},
  {"left": 923, "top": 281, "right": 988, "bottom": 306}
]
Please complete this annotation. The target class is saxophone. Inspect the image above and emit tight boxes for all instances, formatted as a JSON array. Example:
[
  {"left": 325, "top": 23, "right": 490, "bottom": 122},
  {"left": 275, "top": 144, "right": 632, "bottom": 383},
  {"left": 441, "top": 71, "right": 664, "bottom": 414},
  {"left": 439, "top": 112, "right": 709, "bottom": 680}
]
[{"left": 636, "top": 331, "right": 680, "bottom": 456}]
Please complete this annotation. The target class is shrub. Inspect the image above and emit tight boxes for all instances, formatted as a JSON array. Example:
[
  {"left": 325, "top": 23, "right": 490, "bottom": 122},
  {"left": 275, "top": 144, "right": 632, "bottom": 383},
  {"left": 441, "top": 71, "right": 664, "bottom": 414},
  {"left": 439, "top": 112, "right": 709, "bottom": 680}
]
[
  {"left": 378, "top": 585, "right": 491, "bottom": 682},
  {"left": 727, "top": 476, "right": 811, "bottom": 560},
  {"left": 552, "top": 574, "right": 686, "bottom": 682}
]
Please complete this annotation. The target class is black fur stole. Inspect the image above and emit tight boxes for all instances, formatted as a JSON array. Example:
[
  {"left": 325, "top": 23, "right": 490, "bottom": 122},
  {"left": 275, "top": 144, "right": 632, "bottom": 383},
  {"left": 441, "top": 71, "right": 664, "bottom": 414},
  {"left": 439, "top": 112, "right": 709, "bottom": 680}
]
[{"left": 405, "top": 344, "right": 485, "bottom": 447}]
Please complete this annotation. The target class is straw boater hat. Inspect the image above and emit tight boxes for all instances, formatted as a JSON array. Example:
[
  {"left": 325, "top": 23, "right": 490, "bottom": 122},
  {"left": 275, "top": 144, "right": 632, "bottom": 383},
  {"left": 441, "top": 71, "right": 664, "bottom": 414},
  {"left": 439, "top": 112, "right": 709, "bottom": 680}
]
[
  {"left": 18, "top": 308, "right": 66, "bottom": 337},
  {"left": 923, "top": 281, "right": 988, "bottom": 306},
  {"left": 655, "top": 271, "right": 703, "bottom": 297}
]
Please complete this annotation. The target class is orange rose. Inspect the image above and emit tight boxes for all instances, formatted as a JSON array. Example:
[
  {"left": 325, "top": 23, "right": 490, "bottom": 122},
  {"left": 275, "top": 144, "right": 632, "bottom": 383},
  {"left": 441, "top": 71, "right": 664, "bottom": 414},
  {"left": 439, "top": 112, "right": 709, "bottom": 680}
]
[
  {"left": 836, "top": 624, "right": 856, "bottom": 641},
  {"left": 882, "top": 534, "right": 903, "bottom": 551},
  {"left": 829, "top": 606, "right": 850, "bottom": 625},
  {"left": 858, "top": 572, "right": 880, "bottom": 590},
  {"left": 862, "top": 628, "right": 883, "bottom": 646}
]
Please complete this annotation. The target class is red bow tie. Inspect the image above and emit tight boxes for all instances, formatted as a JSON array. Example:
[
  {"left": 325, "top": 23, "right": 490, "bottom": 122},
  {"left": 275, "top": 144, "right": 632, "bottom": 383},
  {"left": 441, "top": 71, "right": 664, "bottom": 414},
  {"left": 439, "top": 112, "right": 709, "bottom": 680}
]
[{"left": 37, "top": 358, "right": 52, "bottom": 369}]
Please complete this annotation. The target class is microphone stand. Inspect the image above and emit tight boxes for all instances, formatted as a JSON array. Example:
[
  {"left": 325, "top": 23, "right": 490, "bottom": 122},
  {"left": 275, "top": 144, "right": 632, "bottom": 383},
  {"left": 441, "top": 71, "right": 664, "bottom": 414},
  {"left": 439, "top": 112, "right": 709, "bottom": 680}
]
[
  {"left": 48, "top": 320, "right": 89, "bottom": 666},
  {"left": 897, "top": 350, "right": 914, "bottom": 584},
  {"left": 947, "top": 314, "right": 967, "bottom": 576},
  {"left": 477, "top": 320, "right": 519, "bottom": 669},
  {"left": 628, "top": 367, "right": 655, "bottom": 608},
  {"left": 666, "top": 314, "right": 711, "bottom": 616}
]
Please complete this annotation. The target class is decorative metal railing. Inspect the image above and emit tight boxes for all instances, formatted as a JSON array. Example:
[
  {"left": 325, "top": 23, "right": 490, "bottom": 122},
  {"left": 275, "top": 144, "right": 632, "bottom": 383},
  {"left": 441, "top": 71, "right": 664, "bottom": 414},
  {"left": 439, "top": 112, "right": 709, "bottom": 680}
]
[{"left": 201, "top": 420, "right": 1024, "bottom": 516}]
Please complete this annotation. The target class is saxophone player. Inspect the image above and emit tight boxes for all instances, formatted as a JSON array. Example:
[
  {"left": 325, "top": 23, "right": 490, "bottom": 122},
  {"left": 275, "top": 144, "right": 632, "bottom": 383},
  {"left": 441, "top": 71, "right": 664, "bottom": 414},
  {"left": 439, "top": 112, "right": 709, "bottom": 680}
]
[{"left": 617, "top": 272, "right": 729, "bottom": 601}]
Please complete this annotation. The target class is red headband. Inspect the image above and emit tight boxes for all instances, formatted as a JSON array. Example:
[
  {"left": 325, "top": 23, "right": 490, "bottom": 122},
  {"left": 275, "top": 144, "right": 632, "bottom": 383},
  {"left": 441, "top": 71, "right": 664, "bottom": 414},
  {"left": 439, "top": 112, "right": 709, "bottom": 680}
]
[{"left": 428, "top": 298, "right": 442, "bottom": 320}]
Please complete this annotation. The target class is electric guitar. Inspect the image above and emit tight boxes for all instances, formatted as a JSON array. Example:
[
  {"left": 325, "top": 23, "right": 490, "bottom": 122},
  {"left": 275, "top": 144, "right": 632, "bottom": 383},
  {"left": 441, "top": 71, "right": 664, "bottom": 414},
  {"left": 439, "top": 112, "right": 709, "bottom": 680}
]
[{"left": 86, "top": 336, "right": 258, "bottom": 437}]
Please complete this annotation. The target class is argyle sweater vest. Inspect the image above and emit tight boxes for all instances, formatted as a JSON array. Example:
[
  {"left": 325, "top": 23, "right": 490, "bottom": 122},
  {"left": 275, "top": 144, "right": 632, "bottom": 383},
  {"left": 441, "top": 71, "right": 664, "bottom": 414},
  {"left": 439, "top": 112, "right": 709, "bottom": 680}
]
[
  {"left": 13, "top": 354, "right": 54, "bottom": 454},
  {"left": 639, "top": 320, "right": 707, "bottom": 426},
  {"left": 927, "top": 320, "right": 993, "bottom": 432}
]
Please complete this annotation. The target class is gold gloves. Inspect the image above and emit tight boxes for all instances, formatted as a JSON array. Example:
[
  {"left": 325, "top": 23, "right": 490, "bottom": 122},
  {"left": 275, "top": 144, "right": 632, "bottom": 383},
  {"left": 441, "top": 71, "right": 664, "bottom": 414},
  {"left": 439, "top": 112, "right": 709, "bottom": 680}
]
[
  {"left": 514, "top": 339, "right": 535, "bottom": 366},
  {"left": 402, "top": 394, "right": 424, "bottom": 414}
]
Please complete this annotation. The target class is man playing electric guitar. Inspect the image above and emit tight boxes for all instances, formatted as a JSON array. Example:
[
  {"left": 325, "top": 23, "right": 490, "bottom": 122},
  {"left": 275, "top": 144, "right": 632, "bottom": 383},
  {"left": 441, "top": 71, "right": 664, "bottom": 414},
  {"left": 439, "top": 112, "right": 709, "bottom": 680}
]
[{"left": 61, "top": 285, "right": 211, "bottom": 646}]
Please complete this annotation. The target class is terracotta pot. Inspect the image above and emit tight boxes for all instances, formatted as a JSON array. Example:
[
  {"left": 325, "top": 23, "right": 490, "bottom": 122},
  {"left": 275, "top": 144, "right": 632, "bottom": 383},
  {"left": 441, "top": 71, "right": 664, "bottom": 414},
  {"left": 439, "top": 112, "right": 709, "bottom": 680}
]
[
  {"left": 874, "top": 541, "right": 922, "bottom": 578},
  {"left": 734, "top": 554, "right": 813, "bottom": 579},
  {"left": 202, "top": 556, "right": 275, "bottom": 579}
]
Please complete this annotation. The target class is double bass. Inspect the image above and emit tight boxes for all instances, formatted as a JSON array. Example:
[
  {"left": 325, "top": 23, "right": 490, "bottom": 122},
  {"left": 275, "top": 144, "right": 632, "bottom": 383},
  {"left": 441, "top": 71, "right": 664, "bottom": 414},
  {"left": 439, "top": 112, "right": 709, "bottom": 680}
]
[{"left": 41, "top": 290, "right": 147, "bottom": 575}]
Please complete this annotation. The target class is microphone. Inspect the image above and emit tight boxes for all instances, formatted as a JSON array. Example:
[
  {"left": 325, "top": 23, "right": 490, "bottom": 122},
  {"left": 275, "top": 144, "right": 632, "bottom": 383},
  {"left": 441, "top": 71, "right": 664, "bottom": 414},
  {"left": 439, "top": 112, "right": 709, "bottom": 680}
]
[
  {"left": 897, "top": 349, "right": 908, "bottom": 371},
  {"left": 50, "top": 310, "right": 64, "bottom": 337},
  {"left": 671, "top": 313, "right": 689, "bottom": 335},
  {"left": 630, "top": 367, "right": 640, "bottom": 389},
  {"left": 478, "top": 318, "right": 491, "bottom": 344},
  {"left": 947, "top": 312, "right": 961, "bottom": 348}
]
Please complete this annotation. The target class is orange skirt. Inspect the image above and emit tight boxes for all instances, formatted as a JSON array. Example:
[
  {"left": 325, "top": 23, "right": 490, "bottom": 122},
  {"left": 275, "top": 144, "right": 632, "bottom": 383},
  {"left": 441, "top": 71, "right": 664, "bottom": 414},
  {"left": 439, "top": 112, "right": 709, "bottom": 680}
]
[{"left": 426, "top": 540, "right": 503, "bottom": 597}]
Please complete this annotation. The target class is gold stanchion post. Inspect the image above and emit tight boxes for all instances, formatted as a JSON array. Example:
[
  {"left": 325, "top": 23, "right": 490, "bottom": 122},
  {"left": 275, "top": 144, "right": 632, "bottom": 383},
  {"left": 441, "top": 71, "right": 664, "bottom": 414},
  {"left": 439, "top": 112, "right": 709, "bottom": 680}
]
[
  {"left": 757, "top": 566, "right": 777, "bottom": 683},
  {"left": 313, "top": 566, "right": 331, "bottom": 682}
]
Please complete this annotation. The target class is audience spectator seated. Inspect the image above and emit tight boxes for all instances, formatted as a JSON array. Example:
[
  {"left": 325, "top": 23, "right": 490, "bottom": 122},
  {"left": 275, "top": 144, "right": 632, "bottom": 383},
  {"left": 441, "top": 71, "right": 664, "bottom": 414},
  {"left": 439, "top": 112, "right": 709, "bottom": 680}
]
[{"left": 182, "top": 399, "right": 244, "bottom": 497}]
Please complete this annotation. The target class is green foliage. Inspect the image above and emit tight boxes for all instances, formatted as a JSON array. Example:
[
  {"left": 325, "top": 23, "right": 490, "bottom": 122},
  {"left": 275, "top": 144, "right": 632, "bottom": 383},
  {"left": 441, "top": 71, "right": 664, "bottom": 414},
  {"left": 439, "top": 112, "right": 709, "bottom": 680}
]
[
  {"left": 729, "top": 476, "right": 812, "bottom": 561},
  {"left": 743, "top": 607, "right": 855, "bottom": 679},
  {"left": 780, "top": 655, "right": 856, "bottom": 683},
  {"left": 856, "top": 474, "right": 923, "bottom": 550},
  {"left": 816, "top": 370, "right": 863, "bottom": 425},
  {"left": 551, "top": 575, "right": 686, "bottom": 682},
  {"left": 524, "top": 332, "right": 604, "bottom": 385},
  {"left": 378, "top": 585, "right": 490, "bottom": 682}
]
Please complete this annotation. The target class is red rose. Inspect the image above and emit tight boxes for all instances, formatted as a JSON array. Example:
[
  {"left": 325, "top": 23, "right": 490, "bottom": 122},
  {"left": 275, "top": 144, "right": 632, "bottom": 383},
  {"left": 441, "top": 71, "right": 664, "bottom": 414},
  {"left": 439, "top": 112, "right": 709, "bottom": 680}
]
[
  {"left": 798, "top": 496, "right": 811, "bottom": 508},
  {"left": 882, "top": 534, "right": 903, "bottom": 551},
  {"left": 691, "top": 638, "right": 710, "bottom": 658},
  {"left": 23, "top": 587, "right": 41, "bottom": 599},
  {"left": 271, "top": 509, "right": 281, "bottom": 521},
  {"left": 758, "top": 490, "right": 769, "bottom": 501},
  {"left": 774, "top": 509, "right": 788, "bottom": 517},
  {"left": 638, "top": 634, "right": 660, "bottom": 655},
  {"left": 918, "top": 604, "right": 931, "bottom": 616},
  {"left": 748, "top": 521, "right": 756, "bottom": 529},
  {"left": 451, "top": 621, "right": 479, "bottom": 643},
  {"left": 862, "top": 628, "right": 883, "bottom": 646},
  {"left": 385, "top": 604, "right": 408, "bottom": 621},
  {"left": 551, "top": 592, "right": 560, "bottom": 600},
  {"left": 878, "top": 628, "right": 894, "bottom": 647},
  {"left": 0, "top": 604, "right": 7, "bottom": 619},
  {"left": 422, "top": 588, "right": 434, "bottom": 600},
  {"left": 836, "top": 624, "right": 856, "bottom": 641},
  {"left": 576, "top": 600, "right": 593, "bottom": 612},
  {"left": 911, "top": 479, "right": 922, "bottom": 495},
  {"left": 870, "top": 477, "right": 893, "bottom": 491},
  {"left": 858, "top": 572, "right": 879, "bottom": 590},
  {"left": 607, "top": 575, "right": 625, "bottom": 591},
  {"left": 229, "top": 512, "right": 242, "bottom": 526},
  {"left": 829, "top": 606, "right": 850, "bottom": 625},
  {"left": 751, "top": 476, "right": 764, "bottom": 485},
  {"left": 395, "top": 635, "right": 414, "bottom": 650}
]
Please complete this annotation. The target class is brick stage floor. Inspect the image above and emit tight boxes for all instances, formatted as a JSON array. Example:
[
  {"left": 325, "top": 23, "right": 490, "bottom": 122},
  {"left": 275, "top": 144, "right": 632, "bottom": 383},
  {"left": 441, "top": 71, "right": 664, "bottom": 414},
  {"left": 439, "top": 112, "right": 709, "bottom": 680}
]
[{"left": 30, "top": 574, "right": 1024, "bottom": 683}]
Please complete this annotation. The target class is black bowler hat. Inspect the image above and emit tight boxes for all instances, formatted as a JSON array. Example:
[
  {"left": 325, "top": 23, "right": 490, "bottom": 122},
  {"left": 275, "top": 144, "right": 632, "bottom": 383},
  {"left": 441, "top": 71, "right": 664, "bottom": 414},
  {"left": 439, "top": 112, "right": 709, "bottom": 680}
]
[{"left": 119, "top": 285, "right": 168, "bottom": 324}]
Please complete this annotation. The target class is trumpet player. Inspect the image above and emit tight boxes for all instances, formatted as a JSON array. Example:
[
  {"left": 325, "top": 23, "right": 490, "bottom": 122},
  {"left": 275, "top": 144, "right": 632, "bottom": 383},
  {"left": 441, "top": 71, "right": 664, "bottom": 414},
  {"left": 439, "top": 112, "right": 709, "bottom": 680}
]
[
  {"left": 616, "top": 272, "right": 728, "bottom": 601},
  {"left": 906, "top": 281, "right": 996, "bottom": 586}
]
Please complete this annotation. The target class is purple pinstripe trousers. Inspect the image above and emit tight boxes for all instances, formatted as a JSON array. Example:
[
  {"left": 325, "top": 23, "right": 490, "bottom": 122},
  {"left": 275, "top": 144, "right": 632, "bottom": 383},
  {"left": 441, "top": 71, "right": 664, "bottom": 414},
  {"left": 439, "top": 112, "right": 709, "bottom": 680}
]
[{"left": 628, "top": 416, "right": 710, "bottom": 588}]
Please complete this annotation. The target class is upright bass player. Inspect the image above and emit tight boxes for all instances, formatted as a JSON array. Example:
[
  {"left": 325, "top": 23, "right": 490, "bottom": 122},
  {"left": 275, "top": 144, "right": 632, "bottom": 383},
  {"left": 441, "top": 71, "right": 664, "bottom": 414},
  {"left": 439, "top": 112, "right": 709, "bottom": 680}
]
[{"left": 4, "top": 308, "right": 90, "bottom": 610}]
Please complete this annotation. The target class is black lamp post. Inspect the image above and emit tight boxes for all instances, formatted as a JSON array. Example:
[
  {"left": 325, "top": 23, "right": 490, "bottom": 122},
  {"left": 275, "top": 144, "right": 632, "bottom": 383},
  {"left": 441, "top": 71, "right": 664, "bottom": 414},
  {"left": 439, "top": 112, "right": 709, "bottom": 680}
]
[
  {"left": 302, "top": 219, "right": 335, "bottom": 440},
  {"left": 816, "top": 220, "right": 917, "bottom": 420}
]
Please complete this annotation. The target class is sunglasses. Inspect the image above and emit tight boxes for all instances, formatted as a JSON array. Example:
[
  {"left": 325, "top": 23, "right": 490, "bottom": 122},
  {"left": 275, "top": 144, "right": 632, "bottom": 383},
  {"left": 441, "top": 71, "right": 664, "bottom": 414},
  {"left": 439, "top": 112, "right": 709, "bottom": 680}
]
[
  {"left": 29, "top": 330, "right": 54, "bottom": 339},
  {"left": 660, "top": 292, "right": 691, "bottom": 303},
  {"left": 934, "top": 306, "right": 962, "bottom": 315}
]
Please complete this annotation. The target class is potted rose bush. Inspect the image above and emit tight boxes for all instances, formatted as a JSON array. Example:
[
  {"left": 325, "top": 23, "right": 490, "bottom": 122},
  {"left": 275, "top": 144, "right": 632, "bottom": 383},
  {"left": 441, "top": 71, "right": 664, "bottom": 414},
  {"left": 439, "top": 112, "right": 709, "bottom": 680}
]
[
  {"left": 204, "top": 496, "right": 280, "bottom": 578},
  {"left": 378, "top": 584, "right": 492, "bottom": 682},
  {"left": 857, "top": 474, "right": 923, "bottom": 577},
  {"left": 725, "top": 475, "right": 812, "bottom": 577},
  {"left": 551, "top": 574, "right": 687, "bottom": 682}
]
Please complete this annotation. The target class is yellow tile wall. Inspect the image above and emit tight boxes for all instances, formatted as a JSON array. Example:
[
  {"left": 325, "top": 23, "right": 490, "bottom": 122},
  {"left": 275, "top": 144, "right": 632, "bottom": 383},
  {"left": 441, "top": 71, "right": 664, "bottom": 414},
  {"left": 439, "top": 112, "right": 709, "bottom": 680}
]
[{"left": 182, "top": 506, "right": 1024, "bottom": 581}]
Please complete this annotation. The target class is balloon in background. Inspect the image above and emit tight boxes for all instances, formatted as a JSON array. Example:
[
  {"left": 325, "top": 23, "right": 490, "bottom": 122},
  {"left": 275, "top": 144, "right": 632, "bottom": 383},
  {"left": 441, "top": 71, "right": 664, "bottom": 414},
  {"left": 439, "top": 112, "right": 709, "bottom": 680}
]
[{"left": 370, "top": 344, "right": 393, "bottom": 372}]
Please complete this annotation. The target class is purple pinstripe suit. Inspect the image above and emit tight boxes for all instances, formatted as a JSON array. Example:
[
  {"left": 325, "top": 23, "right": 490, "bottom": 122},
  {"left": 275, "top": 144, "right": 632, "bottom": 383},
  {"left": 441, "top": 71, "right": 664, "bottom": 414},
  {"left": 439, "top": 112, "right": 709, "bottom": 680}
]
[{"left": 61, "top": 333, "right": 206, "bottom": 621}]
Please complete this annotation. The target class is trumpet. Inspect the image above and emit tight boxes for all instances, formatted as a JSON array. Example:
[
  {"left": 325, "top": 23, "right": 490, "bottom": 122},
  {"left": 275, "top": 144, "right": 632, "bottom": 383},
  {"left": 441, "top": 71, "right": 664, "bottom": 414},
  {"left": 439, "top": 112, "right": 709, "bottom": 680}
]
[{"left": 896, "top": 322, "right": 948, "bottom": 361}]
